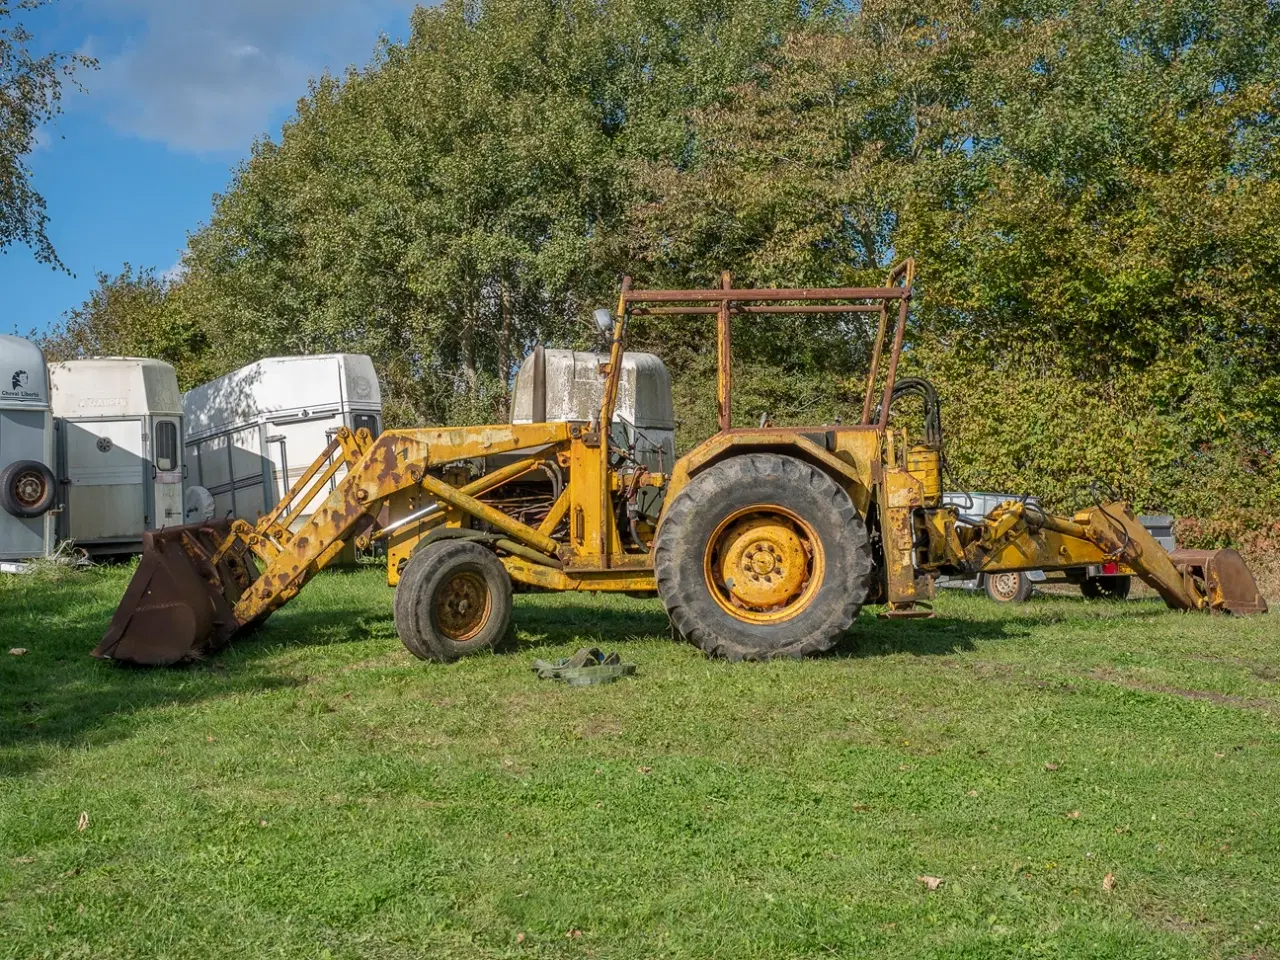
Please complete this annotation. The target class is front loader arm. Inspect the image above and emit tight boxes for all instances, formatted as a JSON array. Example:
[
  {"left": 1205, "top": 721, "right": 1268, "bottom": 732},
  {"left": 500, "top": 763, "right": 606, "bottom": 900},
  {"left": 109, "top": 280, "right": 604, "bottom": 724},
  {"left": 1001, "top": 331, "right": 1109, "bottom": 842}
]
[
  {"left": 951, "top": 500, "right": 1266, "bottom": 615},
  {"left": 95, "top": 422, "right": 573, "bottom": 665}
]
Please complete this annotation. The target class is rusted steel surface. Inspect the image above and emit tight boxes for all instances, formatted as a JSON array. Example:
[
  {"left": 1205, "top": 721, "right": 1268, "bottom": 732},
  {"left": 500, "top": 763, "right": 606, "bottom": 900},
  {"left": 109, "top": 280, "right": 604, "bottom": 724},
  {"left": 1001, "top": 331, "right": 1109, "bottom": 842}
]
[
  {"left": 955, "top": 500, "right": 1269, "bottom": 617},
  {"left": 94, "top": 522, "right": 251, "bottom": 665},
  {"left": 633, "top": 304, "right": 884, "bottom": 316},
  {"left": 623, "top": 286, "right": 907, "bottom": 303},
  {"left": 1170, "top": 549, "right": 1269, "bottom": 615},
  {"left": 717, "top": 271, "right": 733, "bottom": 432},
  {"left": 418, "top": 471, "right": 561, "bottom": 557}
]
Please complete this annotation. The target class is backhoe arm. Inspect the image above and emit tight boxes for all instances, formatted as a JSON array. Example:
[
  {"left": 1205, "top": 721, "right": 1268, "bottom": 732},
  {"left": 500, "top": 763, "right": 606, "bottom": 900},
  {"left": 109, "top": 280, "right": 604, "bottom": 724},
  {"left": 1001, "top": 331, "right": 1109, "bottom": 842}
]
[{"left": 956, "top": 500, "right": 1266, "bottom": 615}]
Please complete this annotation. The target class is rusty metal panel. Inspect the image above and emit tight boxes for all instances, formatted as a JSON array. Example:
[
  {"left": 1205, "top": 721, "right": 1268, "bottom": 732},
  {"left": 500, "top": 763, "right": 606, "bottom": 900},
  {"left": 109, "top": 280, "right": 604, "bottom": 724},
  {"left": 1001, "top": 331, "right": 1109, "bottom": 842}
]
[{"left": 1170, "top": 549, "right": 1269, "bottom": 615}]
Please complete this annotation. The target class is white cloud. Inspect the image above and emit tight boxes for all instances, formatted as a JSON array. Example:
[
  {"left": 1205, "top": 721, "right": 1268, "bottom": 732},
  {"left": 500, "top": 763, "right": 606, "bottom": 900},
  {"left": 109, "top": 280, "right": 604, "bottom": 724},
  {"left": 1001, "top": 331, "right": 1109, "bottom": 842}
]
[{"left": 80, "top": 0, "right": 420, "bottom": 154}]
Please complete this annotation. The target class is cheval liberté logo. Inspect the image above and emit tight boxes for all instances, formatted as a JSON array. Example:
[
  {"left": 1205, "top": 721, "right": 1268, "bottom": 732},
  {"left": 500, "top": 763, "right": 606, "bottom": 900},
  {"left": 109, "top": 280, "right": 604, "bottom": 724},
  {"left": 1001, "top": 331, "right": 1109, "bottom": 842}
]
[{"left": 2, "top": 370, "right": 42, "bottom": 403}]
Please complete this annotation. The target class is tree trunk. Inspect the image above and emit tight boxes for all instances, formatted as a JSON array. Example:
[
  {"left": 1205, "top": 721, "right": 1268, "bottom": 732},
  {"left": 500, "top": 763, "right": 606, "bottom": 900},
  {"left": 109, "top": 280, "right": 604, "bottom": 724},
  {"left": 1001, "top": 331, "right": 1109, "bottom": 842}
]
[{"left": 497, "top": 280, "right": 512, "bottom": 421}]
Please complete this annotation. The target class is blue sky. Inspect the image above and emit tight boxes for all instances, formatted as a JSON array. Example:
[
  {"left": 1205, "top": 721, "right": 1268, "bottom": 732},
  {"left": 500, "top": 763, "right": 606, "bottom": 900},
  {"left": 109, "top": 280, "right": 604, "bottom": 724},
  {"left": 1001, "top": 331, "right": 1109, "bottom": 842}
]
[{"left": 2, "top": 0, "right": 421, "bottom": 337}]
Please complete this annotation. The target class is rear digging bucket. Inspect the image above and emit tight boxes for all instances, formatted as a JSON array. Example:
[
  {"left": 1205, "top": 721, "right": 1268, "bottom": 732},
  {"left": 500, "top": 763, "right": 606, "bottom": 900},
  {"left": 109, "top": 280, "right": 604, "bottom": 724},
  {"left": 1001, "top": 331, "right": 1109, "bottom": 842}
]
[
  {"left": 1170, "top": 549, "right": 1269, "bottom": 616},
  {"left": 94, "top": 522, "right": 252, "bottom": 666}
]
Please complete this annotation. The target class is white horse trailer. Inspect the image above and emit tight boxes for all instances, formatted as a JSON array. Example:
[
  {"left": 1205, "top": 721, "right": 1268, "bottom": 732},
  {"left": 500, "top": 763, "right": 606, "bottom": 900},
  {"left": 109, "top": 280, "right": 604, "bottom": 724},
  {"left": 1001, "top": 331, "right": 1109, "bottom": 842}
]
[
  {"left": 0, "top": 336, "right": 55, "bottom": 567},
  {"left": 49, "top": 358, "right": 185, "bottom": 555},
  {"left": 183, "top": 354, "right": 381, "bottom": 527}
]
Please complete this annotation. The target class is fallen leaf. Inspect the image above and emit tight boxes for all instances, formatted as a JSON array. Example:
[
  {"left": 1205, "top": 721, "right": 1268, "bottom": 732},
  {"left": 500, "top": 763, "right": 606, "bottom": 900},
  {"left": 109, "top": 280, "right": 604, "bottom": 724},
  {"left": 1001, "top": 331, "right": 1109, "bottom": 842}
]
[
  {"left": 636, "top": 766, "right": 652, "bottom": 775},
  {"left": 9, "top": 648, "right": 27, "bottom": 656},
  {"left": 76, "top": 811, "right": 88, "bottom": 832},
  {"left": 1214, "top": 752, "right": 1225, "bottom": 759},
  {"left": 917, "top": 875, "right": 944, "bottom": 891},
  {"left": 566, "top": 929, "right": 583, "bottom": 939},
  {"left": 1044, "top": 762, "right": 1060, "bottom": 771},
  {"left": 515, "top": 933, "right": 526, "bottom": 944},
  {"left": 851, "top": 803, "right": 872, "bottom": 812},
  {"left": 966, "top": 790, "right": 978, "bottom": 797},
  {"left": 76, "top": 904, "right": 85, "bottom": 916},
  {"left": 14, "top": 857, "right": 34, "bottom": 864},
  {"left": 1102, "top": 873, "right": 1116, "bottom": 893},
  {"left": 258, "top": 819, "right": 269, "bottom": 828},
  {"left": 1067, "top": 810, "right": 1081, "bottom": 820},
  {"left": 206, "top": 736, "right": 216, "bottom": 743}
]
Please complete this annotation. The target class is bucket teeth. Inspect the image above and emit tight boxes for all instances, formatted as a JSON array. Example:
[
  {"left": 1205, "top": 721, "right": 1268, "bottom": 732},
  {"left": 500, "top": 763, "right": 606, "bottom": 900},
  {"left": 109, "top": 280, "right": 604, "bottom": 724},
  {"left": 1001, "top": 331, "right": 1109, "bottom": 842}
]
[{"left": 94, "top": 522, "right": 251, "bottom": 666}]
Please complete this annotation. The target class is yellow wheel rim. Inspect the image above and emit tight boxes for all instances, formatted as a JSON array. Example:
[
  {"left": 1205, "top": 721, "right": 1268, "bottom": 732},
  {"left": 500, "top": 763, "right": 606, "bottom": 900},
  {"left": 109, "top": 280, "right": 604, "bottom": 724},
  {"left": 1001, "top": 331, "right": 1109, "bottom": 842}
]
[
  {"left": 703, "top": 506, "right": 824, "bottom": 624},
  {"left": 433, "top": 571, "right": 492, "bottom": 641}
]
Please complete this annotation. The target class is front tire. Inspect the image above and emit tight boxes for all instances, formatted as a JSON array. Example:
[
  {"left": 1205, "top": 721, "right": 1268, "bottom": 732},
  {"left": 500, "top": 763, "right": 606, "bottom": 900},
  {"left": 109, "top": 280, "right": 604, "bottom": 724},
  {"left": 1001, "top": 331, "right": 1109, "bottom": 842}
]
[
  {"left": 654, "top": 453, "right": 874, "bottom": 661},
  {"left": 394, "top": 540, "right": 513, "bottom": 662}
]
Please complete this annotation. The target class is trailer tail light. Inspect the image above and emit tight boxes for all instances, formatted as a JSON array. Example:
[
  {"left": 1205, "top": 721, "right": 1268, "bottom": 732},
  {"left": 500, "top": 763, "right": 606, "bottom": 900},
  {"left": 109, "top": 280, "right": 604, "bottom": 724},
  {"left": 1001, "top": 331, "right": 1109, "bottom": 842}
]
[{"left": 1102, "top": 561, "right": 1119, "bottom": 575}]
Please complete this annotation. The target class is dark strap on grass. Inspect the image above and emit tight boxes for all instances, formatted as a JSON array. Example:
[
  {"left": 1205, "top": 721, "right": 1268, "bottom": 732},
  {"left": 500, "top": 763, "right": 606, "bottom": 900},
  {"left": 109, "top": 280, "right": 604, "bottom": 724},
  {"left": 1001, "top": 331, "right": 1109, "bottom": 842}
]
[{"left": 532, "top": 647, "right": 636, "bottom": 685}]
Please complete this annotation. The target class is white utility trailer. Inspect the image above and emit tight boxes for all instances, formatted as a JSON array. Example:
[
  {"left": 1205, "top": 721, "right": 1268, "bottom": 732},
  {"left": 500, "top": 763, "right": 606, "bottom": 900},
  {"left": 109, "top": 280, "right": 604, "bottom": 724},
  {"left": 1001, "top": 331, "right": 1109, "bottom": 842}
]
[
  {"left": 49, "top": 358, "right": 185, "bottom": 555},
  {"left": 183, "top": 354, "right": 381, "bottom": 527},
  {"left": 0, "top": 335, "right": 56, "bottom": 568}
]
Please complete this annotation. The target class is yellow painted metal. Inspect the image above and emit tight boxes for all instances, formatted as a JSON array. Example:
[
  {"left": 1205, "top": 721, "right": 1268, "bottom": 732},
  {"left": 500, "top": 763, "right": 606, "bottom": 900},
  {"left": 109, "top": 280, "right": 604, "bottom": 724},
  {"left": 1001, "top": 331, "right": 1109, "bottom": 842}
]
[
  {"left": 417, "top": 472, "right": 561, "bottom": 557},
  {"left": 255, "top": 433, "right": 344, "bottom": 538},
  {"left": 879, "top": 467, "right": 925, "bottom": 607},
  {"left": 537, "top": 487, "right": 571, "bottom": 537},
  {"left": 229, "top": 427, "right": 569, "bottom": 624},
  {"left": 955, "top": 499, "right": 1209, "bottom": 612},
  {"left": 906, "top": 445, "right": 941, "bottom": 506},
  {"left": 566, "top": 435, "right": 622, "bottom": 567},
  {"left": 666, "top": 429, "right": 872, "bottom": 510},
  {"left": 502, "top": 556, "right": 656, "bottom": 592},
  {"left": 702, "top": 505, "right": 823, "bottom": 624},
  {"left": 381, "top": 453, "right": 554, "bottom": 585},
  {"left": 107, "top": 265, "right": 1271, "bottom": 669}
]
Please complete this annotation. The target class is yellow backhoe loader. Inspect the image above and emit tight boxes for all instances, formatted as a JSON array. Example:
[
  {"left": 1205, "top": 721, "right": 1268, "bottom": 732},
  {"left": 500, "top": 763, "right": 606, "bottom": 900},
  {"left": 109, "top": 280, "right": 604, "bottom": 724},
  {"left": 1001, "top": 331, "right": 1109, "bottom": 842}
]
[{"left": 96, "top": 261, "right": 1267, "bottom": 666}]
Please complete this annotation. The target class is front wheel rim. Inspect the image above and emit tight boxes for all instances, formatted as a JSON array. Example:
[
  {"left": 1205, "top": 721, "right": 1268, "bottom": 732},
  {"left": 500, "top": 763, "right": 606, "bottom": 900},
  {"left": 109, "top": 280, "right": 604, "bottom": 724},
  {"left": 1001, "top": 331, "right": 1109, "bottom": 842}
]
[
  {"left": 433, "top": 571, "right": 492, "bottom": 641},
  {"left": 703, "top": 505, "right": 824, "bottom": 624}
]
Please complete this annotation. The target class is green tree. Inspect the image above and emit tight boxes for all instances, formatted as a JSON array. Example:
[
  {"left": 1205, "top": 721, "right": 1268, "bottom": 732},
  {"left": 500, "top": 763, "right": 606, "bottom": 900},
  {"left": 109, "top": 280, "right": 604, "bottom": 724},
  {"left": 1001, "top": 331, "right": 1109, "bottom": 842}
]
[
  {"left": 177, "top": 0, "right": 824, "bottom": 426},
  {"left": 0, "top": 0, "right": 95, "bottom": 267},
  {"left": 40, "top": 266, "right": 212, "bottom": 387}
]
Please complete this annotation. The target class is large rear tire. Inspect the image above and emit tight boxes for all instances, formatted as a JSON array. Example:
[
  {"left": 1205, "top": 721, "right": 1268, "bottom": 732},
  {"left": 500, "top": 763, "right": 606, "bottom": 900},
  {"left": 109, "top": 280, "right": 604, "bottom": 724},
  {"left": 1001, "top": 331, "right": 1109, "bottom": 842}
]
[
  {"left": 394, "top": 540, "right": 513, "bottom": 662},
  {"left": 654, "top": 453, "right": 874, "bottom": 661}
]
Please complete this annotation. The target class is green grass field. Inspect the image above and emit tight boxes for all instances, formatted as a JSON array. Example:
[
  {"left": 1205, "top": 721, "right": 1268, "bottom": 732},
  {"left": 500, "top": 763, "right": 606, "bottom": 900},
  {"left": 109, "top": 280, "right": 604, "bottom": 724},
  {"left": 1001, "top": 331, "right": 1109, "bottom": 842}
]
[{"left": 2, "top": 565, "right": 1277, "bottom": 959}]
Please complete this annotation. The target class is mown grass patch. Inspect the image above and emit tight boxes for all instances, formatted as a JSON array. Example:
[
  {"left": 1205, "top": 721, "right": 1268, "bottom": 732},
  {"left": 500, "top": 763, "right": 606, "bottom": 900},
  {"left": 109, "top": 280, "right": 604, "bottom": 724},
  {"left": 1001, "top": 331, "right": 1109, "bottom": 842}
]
[{"left": 1, "top": 566, "right": 1277, "bottom": 959}]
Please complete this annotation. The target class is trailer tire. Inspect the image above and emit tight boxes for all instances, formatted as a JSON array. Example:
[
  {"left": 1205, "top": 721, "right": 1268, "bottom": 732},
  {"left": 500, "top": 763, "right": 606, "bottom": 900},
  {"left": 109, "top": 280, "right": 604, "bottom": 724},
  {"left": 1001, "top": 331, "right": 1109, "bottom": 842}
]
[
  {"left": 1081, "top": 575, "right": 1131, "bottom": 601},
  {"left": 984, "top": 571, "right": 1033, "bottom": 604},
  {"left": 654, "top": 453, "right": 873, "bottom": 661},
  {"left": 0, "top": 460, "right": 56, "bottom": 519},
  {"left": 394, "top": 540, "right": 513, "bottom": 663}
]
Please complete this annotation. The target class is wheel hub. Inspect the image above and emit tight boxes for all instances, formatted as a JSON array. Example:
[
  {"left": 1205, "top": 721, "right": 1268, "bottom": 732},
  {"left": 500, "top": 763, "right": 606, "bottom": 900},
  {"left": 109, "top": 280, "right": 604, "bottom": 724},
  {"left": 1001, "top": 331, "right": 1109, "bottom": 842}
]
[
  {"left": 716, "top": 515, "right": 810, "bottom": 612},
  {"left": 990, "top": 572, "right": 1021, "bottom": 601},
  {"left": 433, "top": 571, "right": 491, "bottom": 641},
  {"left": 13, "top": 470, "right": 45, "bottom": 508}
]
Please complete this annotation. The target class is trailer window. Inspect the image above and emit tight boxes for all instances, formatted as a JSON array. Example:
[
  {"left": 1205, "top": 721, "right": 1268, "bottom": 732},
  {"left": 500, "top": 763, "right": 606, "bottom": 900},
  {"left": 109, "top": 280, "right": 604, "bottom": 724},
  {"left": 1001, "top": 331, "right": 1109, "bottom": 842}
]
[
  {"left": 353, "top": 414, "right": 380, "bottom": 437},
  {"left": 155, "top": 421, "right": 178, "bottom": 472}
]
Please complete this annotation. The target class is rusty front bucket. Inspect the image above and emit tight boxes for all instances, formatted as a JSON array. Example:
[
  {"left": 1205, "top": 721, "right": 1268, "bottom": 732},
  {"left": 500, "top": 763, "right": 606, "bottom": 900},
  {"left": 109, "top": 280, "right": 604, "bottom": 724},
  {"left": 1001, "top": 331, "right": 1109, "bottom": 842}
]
[
  {"left": 1170, "top": 549, "right": 1270, "bottom": 616},
  {"left": 94, "top": 522, "right": 254, "bottom": 666}
]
